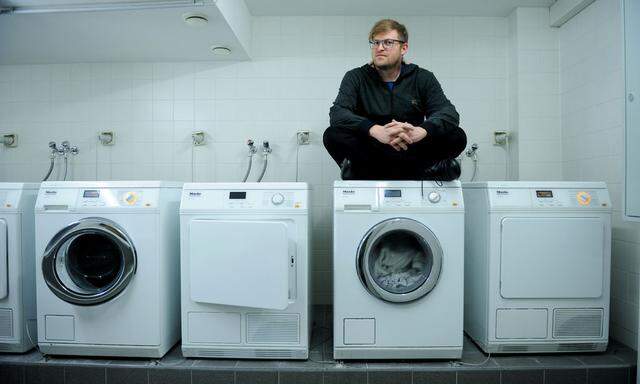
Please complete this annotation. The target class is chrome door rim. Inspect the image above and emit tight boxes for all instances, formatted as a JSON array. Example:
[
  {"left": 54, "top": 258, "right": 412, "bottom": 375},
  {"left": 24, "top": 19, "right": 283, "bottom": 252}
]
[
  {"left": 357, "top": 218, "right": 443, "bottom": 303},
  {"left": 42, "top": 217, "right": 137, "bottom": 306}
]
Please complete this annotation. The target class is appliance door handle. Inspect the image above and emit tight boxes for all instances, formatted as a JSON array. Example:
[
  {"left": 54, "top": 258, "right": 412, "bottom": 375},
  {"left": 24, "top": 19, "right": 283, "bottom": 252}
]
[{"left": 288, "top": 240, "right": 297, "bottom": 301}]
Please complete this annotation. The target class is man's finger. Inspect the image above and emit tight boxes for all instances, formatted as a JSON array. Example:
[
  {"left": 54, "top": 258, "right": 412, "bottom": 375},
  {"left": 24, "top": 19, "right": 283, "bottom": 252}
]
[
  {"left": 390, "top": 137, "right": 409, "bottom": 150},
  {"left": 398, "top": 132, "right": 413, "bottom": 144},
  {"left": 390, "top": 136, "right": 411, "bottom": 146},
  {"left": 386, "top": 126, "right": 405, "bottom": 136}
]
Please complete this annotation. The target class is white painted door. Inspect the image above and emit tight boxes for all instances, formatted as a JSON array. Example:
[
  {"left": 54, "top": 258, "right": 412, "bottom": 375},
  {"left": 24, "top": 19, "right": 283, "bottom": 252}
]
[
  {"left": 189, "top": 219, "right": 290, "bottom": 310},
  {"left": 625, "top": 0, "right": 640, "bottom": 219}
]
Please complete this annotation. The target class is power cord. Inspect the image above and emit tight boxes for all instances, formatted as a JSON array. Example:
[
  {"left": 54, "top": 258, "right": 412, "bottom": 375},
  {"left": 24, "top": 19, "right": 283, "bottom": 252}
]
[{"left": 451, "top": 352, "right": 492, "bottom": 367}]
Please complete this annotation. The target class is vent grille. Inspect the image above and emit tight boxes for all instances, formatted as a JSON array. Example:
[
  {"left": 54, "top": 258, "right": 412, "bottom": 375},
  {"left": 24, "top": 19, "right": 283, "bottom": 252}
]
[
  {"left": 553, "top": 308, "right": 603, "bottom": 338},
  {"left": 247, "top": 314, "right": 300, "bottom": 344},
  {"left": 0, "top": 309, "right": 13, "bottom": 338},
  {"left": 497, "top": 342, "right": 603, "bottom": 353},
  {"left": 196, "top": 348, "right": 303, "bottom": 359},
  {"left": 499, "top": 345, "right": 529, "bottom": 352}
]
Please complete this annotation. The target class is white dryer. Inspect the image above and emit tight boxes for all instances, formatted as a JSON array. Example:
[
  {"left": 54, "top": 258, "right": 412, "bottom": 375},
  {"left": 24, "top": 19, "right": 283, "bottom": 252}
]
[
  {"left": 0, "top": 183, "right": 39, "bottom": 353},
  {"left": 180, "top": 182, "right": 310, "bottom": 359},
  {"left": 35, "top": 181, "right": 181, "bottom": 357},
  {"left": 333, "top": 181, "right": 464, "bottom": 360},
  {"left": 463, "top": 181, "right": 612, "bottom": 353}
]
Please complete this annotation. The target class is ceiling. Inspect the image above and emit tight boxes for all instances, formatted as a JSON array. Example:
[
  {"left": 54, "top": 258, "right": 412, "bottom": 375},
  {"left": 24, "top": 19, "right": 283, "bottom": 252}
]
[
  {"left": 0, "top": 2, "right": 250, "bottom": 64},
  {"left": 0, "top": 0, "right": 558, "bottom": 64},
  {"left": 0, "top": 0, "right": 207, "bottom": 7},
  {"left": 243, "top": 0, "right": 556, "bottom": 17}
]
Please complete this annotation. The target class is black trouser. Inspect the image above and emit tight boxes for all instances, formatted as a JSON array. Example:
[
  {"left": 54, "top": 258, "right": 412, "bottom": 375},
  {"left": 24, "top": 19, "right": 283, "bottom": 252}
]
[{"left": 323, "top": 125, "right": 467, "bottom": 180}]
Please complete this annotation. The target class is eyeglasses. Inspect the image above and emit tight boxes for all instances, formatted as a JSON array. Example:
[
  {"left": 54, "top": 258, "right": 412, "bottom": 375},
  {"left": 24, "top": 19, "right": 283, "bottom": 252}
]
[{"left": 369, "top": 39, "right": 405, "bottom": 49}]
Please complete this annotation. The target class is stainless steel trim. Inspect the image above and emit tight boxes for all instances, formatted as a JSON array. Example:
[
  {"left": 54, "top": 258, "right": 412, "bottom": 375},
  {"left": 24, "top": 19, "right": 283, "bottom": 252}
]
[
  {"left": 42, "top": 217, "right": 136, "bottom": 306},
  {"left": 356, "top": 218, "right": 442, "bottom": 303}
]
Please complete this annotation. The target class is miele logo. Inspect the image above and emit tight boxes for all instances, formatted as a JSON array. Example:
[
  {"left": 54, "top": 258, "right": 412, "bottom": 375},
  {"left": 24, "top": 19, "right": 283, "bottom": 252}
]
[
  {"left": 188, "top": 192, "right": 202, "bottom": 197},
  {"left": 496, "top": 190, "right": 509, "bottom": 195},
  {"left": 45, "top": 190, "right": 57, "bottom": 195},
  {"left": 342, "top": 190, "right": 356, "bottom": 195}
]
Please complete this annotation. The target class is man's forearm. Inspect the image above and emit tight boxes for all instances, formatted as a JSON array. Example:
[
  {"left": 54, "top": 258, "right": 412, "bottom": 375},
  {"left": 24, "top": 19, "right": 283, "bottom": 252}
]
[{"left": 329, "top": 104, "right": 375, "bottom": 136}]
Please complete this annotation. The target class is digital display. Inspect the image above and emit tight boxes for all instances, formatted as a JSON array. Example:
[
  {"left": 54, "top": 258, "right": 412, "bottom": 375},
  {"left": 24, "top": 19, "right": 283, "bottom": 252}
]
[
  {"left": 229, "top": 191, "right": 247, "bottom": 200},
  {"left": 536, "top": 190, "right": 553, "bottom": 198},
  {"left": 384, "top": 190, "right": 402, "bottom": 198},
  {"left": 83, "top": 190, "right": 100, "bottom": 198}
]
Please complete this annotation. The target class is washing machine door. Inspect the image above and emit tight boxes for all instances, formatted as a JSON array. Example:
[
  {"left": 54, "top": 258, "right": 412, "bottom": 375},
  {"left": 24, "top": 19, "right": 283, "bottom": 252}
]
[
  {"left": 357, "top": 218, "right": 443, "bottom": 303},
  {"left": 42, "top": 217, "right": 137, "bottom": 306}
]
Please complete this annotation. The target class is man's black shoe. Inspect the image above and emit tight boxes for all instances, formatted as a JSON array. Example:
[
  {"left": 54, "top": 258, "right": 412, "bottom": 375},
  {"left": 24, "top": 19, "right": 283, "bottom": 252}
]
[
  {"left": 423, "top": 158, "right": 461, "bottom": 182},
  {"left": 340, "top": 159, "right": 354, "bottom": 180}
]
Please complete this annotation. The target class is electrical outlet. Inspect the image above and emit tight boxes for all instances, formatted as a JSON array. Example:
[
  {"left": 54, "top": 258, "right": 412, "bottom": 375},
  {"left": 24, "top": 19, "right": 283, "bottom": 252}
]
[
  {"left": 493, "top": 130, "right": 509, "bottom": 146},
  {"left": 297, "top": 131, "right": 310, "bottom": 145},
  {"left": 2, "top": 134, "right": 17, "bottom": 147},
  {"left": 192, "top": 131, "right": 206, "bottom": 146},
  {"left": 98, "top": 131, "right": 114, "bottom": 146}
]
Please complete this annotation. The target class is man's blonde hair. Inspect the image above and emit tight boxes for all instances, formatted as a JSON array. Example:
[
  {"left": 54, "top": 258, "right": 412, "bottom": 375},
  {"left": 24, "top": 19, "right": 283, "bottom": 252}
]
[{"left": 368, "top": 19, "right": 408, "bottom": 43}]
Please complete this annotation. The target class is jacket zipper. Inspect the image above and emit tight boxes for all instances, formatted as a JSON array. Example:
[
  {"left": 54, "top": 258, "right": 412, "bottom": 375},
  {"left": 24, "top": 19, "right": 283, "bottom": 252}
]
[{"left": 389, "top": 85, "right": 394, "bottom": 120}]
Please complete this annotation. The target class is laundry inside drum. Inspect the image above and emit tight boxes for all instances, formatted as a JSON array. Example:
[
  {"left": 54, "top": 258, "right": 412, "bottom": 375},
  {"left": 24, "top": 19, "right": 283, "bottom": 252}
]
[{"left": 368, "top": 230, "right": 433, "bottom": 294}]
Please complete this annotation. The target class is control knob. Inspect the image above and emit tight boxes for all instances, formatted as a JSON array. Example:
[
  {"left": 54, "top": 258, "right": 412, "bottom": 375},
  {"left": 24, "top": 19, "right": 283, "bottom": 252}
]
[{"left": 271, "top": 193, "right": 285, "bottom": 205}]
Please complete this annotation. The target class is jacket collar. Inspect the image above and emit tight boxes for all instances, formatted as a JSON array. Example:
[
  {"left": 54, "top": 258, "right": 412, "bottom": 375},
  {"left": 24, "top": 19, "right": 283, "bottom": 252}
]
[{"left": 363, "top": 62, "right": 418, "bottom": 83}]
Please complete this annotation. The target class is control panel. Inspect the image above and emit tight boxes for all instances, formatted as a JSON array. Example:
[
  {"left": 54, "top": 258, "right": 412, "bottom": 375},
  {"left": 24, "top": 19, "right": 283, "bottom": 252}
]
[
  {"left": 181, "top": 189, "right": 307, "bottom": 211},
  {"left": 334, "top": 186, "right": 464, "bottom": 211},
  {"left": 35, "top": 188, "right": 160, "bottom": 211},
  {"left": 489, "top": 188, "right": 611, "bottom": 209}
]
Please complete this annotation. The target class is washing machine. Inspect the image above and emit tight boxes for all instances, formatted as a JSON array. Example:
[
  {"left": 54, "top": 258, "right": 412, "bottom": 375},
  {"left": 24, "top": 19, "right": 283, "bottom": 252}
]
[
  {"left": 180, "top": 182, "right": 310, "bottom": 359},
  {"left": 463, "top": 181, "right": 612, "bottom": 354},
  {"left": 35, "top": 181, "right": 182, "bottom": 357},
  {"left": 0, "top": 183, "right": 39, "bottom": 353},
  {"left": 333, "top": 180, "right": 464, "bottom": 359}
]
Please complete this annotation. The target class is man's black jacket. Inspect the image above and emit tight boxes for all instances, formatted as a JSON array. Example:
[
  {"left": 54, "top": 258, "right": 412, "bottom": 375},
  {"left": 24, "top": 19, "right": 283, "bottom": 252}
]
[{"left": 329, "top": 63, "right": 460, "bottom": 141}]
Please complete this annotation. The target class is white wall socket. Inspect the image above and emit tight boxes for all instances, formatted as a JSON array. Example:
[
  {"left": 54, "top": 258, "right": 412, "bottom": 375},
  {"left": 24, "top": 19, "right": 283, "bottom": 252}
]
[
  {"left": 192, "top": 131, "right": 206, "bottom": 146},
  {"left": 297, "top": 131, "right": 310, "bottom": 145},
  {"left": 493, "top": 130, "right": 509, "bottom": 146},
  {"left": 98, "top": 131, "right": 114, "bottom": 145},
  {"left": 2, "top": 133, "right": 17, "bottom": 147}
]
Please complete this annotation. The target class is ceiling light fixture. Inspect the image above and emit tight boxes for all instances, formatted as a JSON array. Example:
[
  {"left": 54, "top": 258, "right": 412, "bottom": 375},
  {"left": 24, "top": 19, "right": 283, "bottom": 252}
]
[
  {"left": 210, "top": 46, "right": 232, "bottom": 55},
  {"left": 183, "top": 12, "right": 208, "bottom": 27}
]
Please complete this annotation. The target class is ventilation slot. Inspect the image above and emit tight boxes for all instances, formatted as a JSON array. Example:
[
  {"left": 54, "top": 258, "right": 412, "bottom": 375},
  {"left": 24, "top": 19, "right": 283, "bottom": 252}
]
[
  {"left": 196, "top": 349, "right": 233, "bottom": 358},
  {"left": 557, "top": 343, "right": 601, "bottom": 352},
  {"left": 247, "top": 313, "right": 299, "bottom": 344},
  {"left": 0, "top": 309, "right": 13, "bottom": 338},
  {"left": 497, "top": 342, "right": 603, "bottom": 353},
  {"left": 196, "top": 348, "right": 300, "bottom": 359},
  {"left": 255, "top": 349, "right": 299, "bottom": 359},
  {"left": 553, "top": 308, "right": 603, "bottom": 338},
  {"left": 500, "top": 345, "right": 530, "bottom": 353}
]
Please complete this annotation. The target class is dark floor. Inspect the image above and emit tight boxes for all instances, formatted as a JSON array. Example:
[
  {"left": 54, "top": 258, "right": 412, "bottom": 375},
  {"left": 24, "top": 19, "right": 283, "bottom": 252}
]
[{"left": 0, "top": 306, "right": 636, "bottom": 384}]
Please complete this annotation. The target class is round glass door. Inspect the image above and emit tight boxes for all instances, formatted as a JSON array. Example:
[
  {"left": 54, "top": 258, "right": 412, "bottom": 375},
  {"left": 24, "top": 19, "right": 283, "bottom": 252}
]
[
  {"left": 42, "top": 217, "right": 137, "bottom": 306},
  {"left": 357, "top": 218, "right": 442, "bottom": 303}
]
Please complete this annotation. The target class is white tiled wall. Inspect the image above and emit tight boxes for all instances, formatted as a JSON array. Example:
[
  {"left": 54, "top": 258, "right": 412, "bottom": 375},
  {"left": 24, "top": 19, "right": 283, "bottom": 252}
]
[
  {"left": 0, "top": 15, "right": 510, "bottom": 305},
  {"left": 559, "top": 0, "right": 637, "bottom": 348},
  {"left": 509, "top": 7, "right": 562, "bottom": 180}
]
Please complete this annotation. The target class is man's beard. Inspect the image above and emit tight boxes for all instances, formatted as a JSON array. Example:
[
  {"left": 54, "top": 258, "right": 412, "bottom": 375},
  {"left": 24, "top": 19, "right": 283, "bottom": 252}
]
[{"left": 374, "top": 56, "right": 401, "bottom": 71}]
